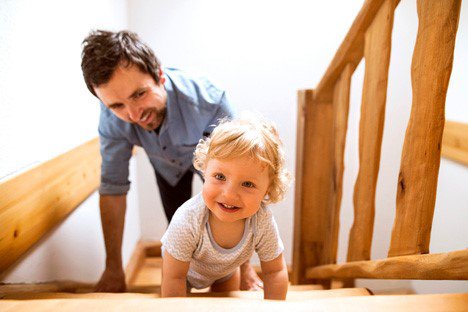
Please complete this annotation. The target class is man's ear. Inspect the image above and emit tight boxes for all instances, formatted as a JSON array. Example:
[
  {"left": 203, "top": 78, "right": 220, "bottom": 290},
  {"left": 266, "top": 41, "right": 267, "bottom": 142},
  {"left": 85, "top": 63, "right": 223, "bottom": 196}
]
[{"left": 158, "top": 68, "right": 166, "bottom": 84}]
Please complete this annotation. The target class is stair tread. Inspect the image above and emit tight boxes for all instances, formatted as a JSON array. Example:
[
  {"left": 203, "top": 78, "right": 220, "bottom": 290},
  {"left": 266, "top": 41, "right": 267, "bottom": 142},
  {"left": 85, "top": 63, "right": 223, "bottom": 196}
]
[
  {"left": 1, "top": 293, "right": 467, "bottom": 312},
  {"left": 0, "top": 287, "right": 370, "bottom": 300}
]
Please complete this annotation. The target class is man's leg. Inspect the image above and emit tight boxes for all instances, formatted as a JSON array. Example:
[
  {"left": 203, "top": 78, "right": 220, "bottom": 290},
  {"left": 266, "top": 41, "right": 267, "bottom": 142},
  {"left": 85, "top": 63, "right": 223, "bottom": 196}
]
[{"left": 155, "top": 170, "right": 193, "bottom": 223}]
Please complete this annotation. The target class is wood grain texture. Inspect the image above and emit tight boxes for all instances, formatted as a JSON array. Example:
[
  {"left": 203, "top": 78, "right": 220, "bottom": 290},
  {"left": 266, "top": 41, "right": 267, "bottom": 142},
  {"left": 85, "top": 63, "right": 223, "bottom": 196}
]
[
  {"left": 324, "top": 63, "right": 354, "bottom": 267},
  {"left": 441, "top": 120, "right": 468, "bottom": 166},
  {"left": 291, "top": 90, "right": 309, "bottom": 285},
  {"left": 0, "top": 138, "right": 100, "bottom": 275},
  {"left": 314, "top": 0, "right": 402, "bottom": 101},
  {"left": 347, "top": 0, "right": 396, "bottom": 262},
  {"left": 291, "top": 89, "right": 334, "bottom": 286},
  {"left": 1, "top": 294, "right": 467, "bottom": 311},
  {"left": 389, "top": 0, "right": 462, "bottom": 257},
  {"left": 307, "top": 249, "right": 468, "bottom": 280}
]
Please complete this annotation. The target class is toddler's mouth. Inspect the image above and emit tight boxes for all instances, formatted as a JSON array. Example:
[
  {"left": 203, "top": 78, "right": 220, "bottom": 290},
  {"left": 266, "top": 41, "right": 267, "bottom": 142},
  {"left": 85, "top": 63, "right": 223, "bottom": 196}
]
[{"left": 218, "top": 202, "right": 241, "bottom": 212}]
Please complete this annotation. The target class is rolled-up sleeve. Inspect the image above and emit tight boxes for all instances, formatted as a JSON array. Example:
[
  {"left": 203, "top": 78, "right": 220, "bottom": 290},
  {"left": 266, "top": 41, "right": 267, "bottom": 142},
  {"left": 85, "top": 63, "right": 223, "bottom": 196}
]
[{"left": 98, "top": 114, "right": 133, "bottom": 195}]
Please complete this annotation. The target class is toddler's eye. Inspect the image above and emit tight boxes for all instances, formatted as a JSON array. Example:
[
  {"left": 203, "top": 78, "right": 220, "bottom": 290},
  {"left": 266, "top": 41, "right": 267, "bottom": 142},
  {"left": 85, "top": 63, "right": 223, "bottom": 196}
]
[
  {"left": 214, "top": 173, "right": 225, "bottom": 181},
  {"left": 242, "top": 181, "right": 255, "bottom": 188}
]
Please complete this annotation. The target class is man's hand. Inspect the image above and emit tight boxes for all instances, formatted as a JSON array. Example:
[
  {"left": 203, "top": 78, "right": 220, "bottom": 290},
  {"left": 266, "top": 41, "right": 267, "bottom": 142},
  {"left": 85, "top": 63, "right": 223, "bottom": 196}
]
[
  {"left": 240, "top": 261, "right": 264, "bottom": 291},
  {"left": 94, "top": 267, "right": 126, "bottom": 293}
]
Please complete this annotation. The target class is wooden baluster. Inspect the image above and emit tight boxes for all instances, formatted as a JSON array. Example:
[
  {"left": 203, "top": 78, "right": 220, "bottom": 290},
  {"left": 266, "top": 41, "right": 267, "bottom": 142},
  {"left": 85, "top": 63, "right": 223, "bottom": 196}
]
[
  {"left": 292, "top": 89, "right": 334, "bottom": 287},
  {"left": 347, "top": 0, "right": 397, "bottom": 262},
  {"left": 389, "top": 0, "right": 462, "bottom": 257},
  {"left": 323, "top": 63, "right": 354, "bottom": 267}
]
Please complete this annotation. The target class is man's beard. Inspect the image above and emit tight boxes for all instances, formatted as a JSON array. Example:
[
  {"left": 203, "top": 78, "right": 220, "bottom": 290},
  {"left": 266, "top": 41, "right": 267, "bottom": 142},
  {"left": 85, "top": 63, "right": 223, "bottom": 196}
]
[{"left": 139, "top": 107, "right": 167, "bottom": 131}]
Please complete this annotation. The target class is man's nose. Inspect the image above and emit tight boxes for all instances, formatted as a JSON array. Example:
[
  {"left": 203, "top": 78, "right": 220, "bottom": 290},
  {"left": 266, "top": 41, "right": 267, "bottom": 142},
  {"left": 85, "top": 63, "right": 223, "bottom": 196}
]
[{"left": 127, "top": 105, "right": 142, "bottom": 122}]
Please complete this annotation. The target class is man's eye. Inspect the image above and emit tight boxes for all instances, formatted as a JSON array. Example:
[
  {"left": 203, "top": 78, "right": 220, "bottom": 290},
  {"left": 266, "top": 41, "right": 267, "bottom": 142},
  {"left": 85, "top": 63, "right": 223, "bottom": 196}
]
[
  {"left": 242, "top": 181, "right": 255, "bottom": 188},
  {"left": 110, "top": 104, "right": 123, "bottom": 110},
  {"left": 214, "top": 173, "right": 225, "bottom": 181}
]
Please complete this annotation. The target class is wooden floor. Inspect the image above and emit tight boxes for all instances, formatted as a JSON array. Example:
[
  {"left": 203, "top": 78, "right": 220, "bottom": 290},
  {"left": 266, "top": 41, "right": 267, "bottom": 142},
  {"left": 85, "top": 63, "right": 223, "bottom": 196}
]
[{"left": 1, "top": 242, "right": 467, "bottom": 311}]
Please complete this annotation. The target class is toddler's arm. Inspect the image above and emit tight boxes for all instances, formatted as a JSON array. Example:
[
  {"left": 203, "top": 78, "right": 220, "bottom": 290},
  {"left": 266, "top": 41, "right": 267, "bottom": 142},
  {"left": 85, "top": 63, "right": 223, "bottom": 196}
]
[
  {"left": 260, "top": 253, "right": 288, "bottom": 300},
  {"left": 161, "top": 250, "right": 190, "bottom": 297}
]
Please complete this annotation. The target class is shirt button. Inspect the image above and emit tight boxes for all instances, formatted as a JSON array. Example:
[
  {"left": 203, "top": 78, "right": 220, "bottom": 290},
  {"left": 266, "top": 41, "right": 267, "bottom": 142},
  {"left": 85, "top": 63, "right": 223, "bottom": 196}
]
[
  {"left": 162, "top": 146, "right": 167, "bottom": 150},
  {"left": 171, "top": 159, "right": 175, "bottom": 163}
]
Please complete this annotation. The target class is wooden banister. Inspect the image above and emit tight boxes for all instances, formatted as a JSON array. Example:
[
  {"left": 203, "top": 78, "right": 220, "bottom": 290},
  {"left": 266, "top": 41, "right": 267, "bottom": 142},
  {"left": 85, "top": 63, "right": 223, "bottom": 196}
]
[
  {"left": 347, "top": 0, "right": 397, "bottom": 262},
  {"left": 388, "top": 0, "right": 462, "bottom": 257},
  {"left": 292, "top": 89, "right": 335, "bottom": 286},
  {"left": 314, "top": 0, "right": 401, "bottom": 102},
  {"left": 293, "top": 0, "right": 465, "bottom": 289},
  {"left": 0, "top": 138, "right": 100, "bottom": 275},
  {"left": 325, "top": 63, "right": 354, "bottom": 266}
]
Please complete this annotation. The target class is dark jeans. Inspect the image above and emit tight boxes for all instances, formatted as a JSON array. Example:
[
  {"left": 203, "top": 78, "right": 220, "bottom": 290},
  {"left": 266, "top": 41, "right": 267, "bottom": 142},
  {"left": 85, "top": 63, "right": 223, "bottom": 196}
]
[{"left": 155, "top": 169, "right": 202, "bottom": 223}]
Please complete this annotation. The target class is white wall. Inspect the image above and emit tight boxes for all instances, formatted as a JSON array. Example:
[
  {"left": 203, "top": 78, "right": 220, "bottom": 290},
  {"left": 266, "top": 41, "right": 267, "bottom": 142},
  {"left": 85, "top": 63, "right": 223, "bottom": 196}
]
[
  {"left": 128, "top": 0, "right": 468, "bottom": 294},
  {"left": 1, "top": 0, "right": 141, "bottom": 283},
  {"left": 128, "top": 0, "right": 368, "bottom": 267}
]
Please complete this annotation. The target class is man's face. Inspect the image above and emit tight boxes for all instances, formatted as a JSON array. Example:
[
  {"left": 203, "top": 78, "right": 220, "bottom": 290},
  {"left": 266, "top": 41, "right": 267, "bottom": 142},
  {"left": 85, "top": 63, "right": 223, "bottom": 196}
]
[{"left": 94, "top": 65, "right": 167, "bottom": 131}]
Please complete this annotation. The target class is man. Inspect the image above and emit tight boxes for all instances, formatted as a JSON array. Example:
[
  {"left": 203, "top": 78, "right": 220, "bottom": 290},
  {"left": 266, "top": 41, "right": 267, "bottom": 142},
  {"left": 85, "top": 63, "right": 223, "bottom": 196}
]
[{"left": 81, "top": 30, "right": 263, "bottom": 292}]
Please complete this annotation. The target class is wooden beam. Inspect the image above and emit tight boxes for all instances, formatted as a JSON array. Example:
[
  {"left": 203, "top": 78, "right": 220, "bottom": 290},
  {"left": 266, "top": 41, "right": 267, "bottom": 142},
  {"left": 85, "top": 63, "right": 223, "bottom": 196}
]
[
  {"left": 292, "top": 89, "right": 334, "bottom": 286},
  {"left": 314, "top": 0, "right": 402, "bottom": 101},
  {"left": 307, "top": 249, "right": 468, "bottom": 280},
  {"left": 442, "top": 120, "right": 468, "bottom": 166},
  {"left": 389, "top": 0, "right": 462, "bottom": 257},
  {"left": 347, "top": 0, "right": 396, "bottom": 262},
  {"left": 0, "top": 138, "right": 100, "bottom": 274}
]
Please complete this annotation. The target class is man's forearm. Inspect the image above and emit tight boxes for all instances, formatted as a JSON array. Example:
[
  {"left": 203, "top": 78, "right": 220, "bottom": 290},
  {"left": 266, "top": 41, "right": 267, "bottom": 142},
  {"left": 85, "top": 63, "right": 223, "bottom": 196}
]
[{"left": 99, "top": 194, "right": 127, "bottom": 269}]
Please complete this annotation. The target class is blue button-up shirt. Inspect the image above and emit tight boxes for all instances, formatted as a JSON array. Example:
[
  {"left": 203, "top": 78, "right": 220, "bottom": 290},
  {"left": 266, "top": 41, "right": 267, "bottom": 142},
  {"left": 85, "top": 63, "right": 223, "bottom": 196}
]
[{"left": 98, "top": 68, "right": 235, "bottom": 195}]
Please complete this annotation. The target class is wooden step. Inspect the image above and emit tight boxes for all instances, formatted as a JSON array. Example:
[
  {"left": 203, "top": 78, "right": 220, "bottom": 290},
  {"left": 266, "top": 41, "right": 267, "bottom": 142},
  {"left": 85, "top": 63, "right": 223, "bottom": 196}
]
[
  {"left": 0, "top": 287, "right": 370, "bottom": 300},
  {"left": 1, "top": 293, "right": 467, "bottom": 311}
]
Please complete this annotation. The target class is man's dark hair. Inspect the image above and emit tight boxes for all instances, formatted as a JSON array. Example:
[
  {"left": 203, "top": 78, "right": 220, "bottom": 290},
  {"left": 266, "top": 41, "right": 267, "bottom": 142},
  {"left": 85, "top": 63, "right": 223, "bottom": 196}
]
[{"left": 81, "top": 30, "right": 161, "bottom": 96}]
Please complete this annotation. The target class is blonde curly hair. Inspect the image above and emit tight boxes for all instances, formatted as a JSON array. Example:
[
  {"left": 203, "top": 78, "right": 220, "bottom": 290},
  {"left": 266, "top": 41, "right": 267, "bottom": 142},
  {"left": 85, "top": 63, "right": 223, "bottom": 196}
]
[{"left": 194, "top": 114, "right": 291, "bottom": 205}]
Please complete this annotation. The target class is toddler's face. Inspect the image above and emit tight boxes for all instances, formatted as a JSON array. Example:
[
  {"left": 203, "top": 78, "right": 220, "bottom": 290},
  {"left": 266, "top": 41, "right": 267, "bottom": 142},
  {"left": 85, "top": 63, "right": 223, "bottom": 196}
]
[{"left": 202, "top": 155, "right": 270, "bottom": 223}]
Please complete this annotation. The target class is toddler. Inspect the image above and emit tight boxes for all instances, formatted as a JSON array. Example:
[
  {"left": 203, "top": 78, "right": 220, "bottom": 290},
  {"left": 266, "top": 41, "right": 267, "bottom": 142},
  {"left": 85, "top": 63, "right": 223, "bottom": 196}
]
[{"left": 161, "top": 114, "right": 291, "bottom": 300}]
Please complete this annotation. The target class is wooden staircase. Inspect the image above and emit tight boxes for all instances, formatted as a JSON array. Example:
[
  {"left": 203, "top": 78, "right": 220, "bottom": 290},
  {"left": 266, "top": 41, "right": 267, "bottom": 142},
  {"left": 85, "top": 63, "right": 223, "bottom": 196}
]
[
  {"left": 1, "top": 0, "right": 467, "bottom": 310},
  {"left": 2, "top": 242, "right": 467, "bottom": 311}
]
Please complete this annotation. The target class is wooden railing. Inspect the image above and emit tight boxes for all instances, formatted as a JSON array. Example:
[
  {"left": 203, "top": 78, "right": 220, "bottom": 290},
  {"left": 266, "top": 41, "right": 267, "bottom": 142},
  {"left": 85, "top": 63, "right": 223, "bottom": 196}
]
[
  {"left": 292, "top": 0, "right": 466, "bottom": 287},
  {"left": 0, "top": 138, "right": 101, "bottom": 276}
]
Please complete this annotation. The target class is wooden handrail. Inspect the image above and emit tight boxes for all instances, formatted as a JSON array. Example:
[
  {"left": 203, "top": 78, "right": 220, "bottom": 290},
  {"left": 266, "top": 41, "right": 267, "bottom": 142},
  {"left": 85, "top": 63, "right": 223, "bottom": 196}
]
[
  {"left": 314, "top": 0, "right": 401, "bottom": 101},
  {"left": 0, "top": 138, "right": 100, "bottom": 275}
]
